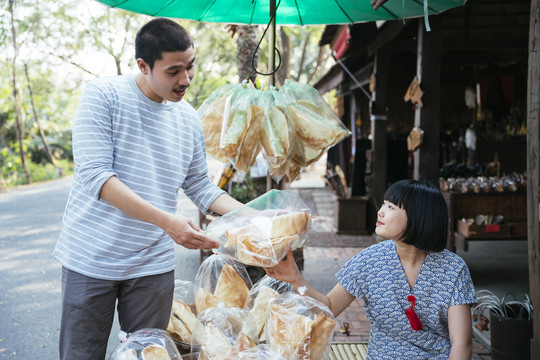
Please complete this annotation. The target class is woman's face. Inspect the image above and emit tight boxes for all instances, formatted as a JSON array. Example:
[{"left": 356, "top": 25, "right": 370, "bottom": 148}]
[{"left": 375, "top": 200, "right": 408, "bottom": 241}]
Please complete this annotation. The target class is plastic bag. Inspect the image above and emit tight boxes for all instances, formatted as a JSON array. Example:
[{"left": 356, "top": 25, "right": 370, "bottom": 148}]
[
  {"left": 244, "top": 276, "right": 296, "bottom": 342},
  {"left": 279, "top": 79, "right": 351, "bottom": 177},
  {"left": 237, "top": 344, "right": 288, "bottom": 360},
  {"left": 198, "top": 82, "right": 263, "bottom": 174},
  {"left": 206, "top": 190, "right": 312, "bottom": 267},
  {"left": 109, "top": 328, "right": 180, "bottom": 360},
  {"left": 255, "top": 89, "right": 293, "bottom": 182},
  {"left": 191, "top": 305, "right": 259, "bottom": 359},
  {"left": 166, "top": 280, "right": 201, "bottom": 350},
  {"left": 199, "top": 83, "right": 245, "bottom": 163},
  {"left": 266, "top": 289, "right": 336, "bottom": 360},
  {"left": 194, "top": 253, "right": 252, "bottom": 313}
]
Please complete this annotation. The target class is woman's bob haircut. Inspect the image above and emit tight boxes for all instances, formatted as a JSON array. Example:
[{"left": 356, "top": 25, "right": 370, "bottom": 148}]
[{"left": 384, "top": 179, "right": 448, "bottom": 252}]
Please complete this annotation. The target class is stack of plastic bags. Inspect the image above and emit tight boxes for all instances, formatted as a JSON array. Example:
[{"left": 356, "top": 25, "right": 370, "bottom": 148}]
[
  {"left": 111, "top": 190, "right": 336, "bottom": 360},
  {"left": 199, "top": 80, "right": 351, "bottom": 182}
]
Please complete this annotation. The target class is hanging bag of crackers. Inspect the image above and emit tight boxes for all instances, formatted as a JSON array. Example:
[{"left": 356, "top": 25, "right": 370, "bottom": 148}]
[{"left": 279, "top": 80, "right": 351, "bottom": 179}]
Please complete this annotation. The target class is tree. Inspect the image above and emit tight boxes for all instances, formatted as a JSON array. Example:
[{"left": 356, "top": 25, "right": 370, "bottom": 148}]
[{"left": 8, "top": 0, "right": 31, "bottom": 184}]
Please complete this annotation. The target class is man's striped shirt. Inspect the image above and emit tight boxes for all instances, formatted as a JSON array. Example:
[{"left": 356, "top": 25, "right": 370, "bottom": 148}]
[{"left": 54, "top": 74, "right": 224, "bottom": 280}]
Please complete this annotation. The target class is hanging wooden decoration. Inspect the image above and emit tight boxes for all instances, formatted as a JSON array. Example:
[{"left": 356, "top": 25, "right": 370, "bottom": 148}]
[{"left": 404, "top": 76, "right": 424, "bottom": 107}]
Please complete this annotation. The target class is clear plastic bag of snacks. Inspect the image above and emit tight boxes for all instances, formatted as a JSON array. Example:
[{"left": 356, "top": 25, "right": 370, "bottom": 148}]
[
  {"left": 194, "top": 253, "right": 252, "bottom": 313},
  {"left": 109, "top": 328, "right": 180, "bottom": 360},
  {"left": 191, "top": 304, "right": 259, "bottom": 359},
  {"left": 266, "top": 289, "right": 336, "bottom": 360},
  {"left": 279, "top": 79, "right": 351, "bottom": 173},
  {"left": 243, "top": 275, "right": 296, "bottom": 342},
  {"left": 206, "top": 190, "right": 312, "bottom": 267},
  {"left": 167, "top": 280, "right": 201, "bottom": 350},
  {"left": 237, "top": 344, "right": 288, "bottom": 360}
]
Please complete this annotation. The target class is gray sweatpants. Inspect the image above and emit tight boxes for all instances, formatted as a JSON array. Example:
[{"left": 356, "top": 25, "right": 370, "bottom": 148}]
[{"left": 59, "top": 266, "right": 174, "bottom": 360}]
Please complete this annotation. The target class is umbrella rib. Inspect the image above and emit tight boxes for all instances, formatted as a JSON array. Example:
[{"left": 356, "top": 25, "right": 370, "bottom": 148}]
[
  {"left": 293, "top": 0, "right": 304, "bottom": 25},
  {"left": 410, "top": 0, "right": 440, "bottom": 14},
  {"left": 249, "top": 0, "right": 257, "bottom": 24},
  {"left": 197, "top": 0, "right": 219, "bottom": 21},
  {"left": 334, "top": 0, "right": 355, "bottom": 23},
  {"left": 151, "top": 0, "right": 177, "bottom": 16},
  {"left": 377, "top": 4, "right": 399, "bottom": 19}
]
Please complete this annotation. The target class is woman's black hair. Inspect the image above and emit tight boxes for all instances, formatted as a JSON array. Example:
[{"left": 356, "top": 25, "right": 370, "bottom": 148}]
[
  {"left": 384, "top": 179, "right": 448, "bottom": 252},
  {"left": 135, "top": 18, "right": 194, "bottom": 70}
]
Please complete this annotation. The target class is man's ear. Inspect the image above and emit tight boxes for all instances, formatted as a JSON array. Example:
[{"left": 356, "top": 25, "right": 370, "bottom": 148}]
[{"left": 136, "top": 58, "right": 150, "bottom": 75}]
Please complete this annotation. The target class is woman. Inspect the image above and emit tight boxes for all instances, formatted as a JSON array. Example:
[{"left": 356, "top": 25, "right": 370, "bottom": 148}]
[{"left": 266, "top": 179, "right": 476, "bottom": 359}]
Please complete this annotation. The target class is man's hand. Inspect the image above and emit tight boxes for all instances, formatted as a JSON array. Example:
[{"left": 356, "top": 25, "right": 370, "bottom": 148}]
[
  {"left": 371, "top": 0, "right": 389, "bottom": 10},
  {"left": 163, "top": 213, "right": 220, "bottom": 250}
]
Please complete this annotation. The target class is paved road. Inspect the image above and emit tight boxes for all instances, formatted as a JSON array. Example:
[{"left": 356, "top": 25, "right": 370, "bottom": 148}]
[{"left": 0, "top": 176, "right": 203, "bottom": 359}]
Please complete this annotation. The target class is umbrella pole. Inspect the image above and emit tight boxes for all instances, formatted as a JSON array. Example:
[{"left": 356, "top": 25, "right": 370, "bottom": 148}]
[
  {"left": 266, "top": 0, "right": 277, "bottom": 191},
  {"left": 268, "top": 0, "right": 276, "bottom": 88}
]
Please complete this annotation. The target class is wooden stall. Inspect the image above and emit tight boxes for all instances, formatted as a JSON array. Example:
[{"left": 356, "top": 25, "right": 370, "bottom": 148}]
[{"left": 443, "top": 190, "right": 527, "bottom": 252}]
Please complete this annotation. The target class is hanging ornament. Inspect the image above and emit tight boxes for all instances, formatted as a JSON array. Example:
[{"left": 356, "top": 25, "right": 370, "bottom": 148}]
[
  {"left": 405, "top": 295, "right": 423, "bottom": 331},
  {"left": 404, "top": 76, "right": 424, "bottom": 107}
]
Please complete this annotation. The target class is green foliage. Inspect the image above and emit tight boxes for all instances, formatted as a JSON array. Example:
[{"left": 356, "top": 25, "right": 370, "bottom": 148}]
[
  {"left": 0, "top": 0, "right": 328, "bottom": 189},
  {"left": 229, "top": 173, "right": 258, "bottom": 203}
]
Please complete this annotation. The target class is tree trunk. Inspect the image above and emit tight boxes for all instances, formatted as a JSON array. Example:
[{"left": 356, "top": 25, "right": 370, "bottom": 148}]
[
  {"left": 24, "top": 64, "right": 57, "bottom": 166},
  {"left": 276, "top": 27, "right": 290, "bottom": 86},
  {"left": 296, "top": 34, "right": 310, "bottom": 82},
  {"left": 236, "top": 25, "right": 259, "bottom": 84},
  {"left": 9, "top": 0, "right": 31, "bottom": 185}
]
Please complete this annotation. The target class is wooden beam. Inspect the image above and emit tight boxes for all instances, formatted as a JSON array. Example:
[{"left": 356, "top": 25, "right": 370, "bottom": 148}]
[
  {"left": 527, "top": 0, "right": 540, "bottom": 357},
  {"left": 414, "top": 17, "right": 442, "bottom": 184},
  {"left": 370, "top": 45, "right": 390, "bottom": 211}
]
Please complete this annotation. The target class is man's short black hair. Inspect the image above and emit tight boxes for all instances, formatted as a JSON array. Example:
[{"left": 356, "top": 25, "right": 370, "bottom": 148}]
[
  {"left": 384, "top": 179, "right": 448, "bottom": 252},
  {"left": 135, "top": 18, "right": 194, "bottom": 70}
]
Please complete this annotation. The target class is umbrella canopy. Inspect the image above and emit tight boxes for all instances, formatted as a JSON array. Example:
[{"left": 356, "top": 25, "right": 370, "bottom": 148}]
[{"left": 95, "top": 0, "right": 466, "bottom": 25}]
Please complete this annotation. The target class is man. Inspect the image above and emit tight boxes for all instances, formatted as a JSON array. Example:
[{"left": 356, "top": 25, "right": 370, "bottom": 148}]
[{"left": 54, "top": 18, "right": 243, "bottom": 360}]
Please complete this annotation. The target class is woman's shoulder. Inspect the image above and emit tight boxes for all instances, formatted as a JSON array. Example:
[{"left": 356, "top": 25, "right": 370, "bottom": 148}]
[
  {"left": 352, "top": 240, "right": 394, "bottom": 262},
  {"left": 430, "top": 249, "right": 469, "bottom": 270}
]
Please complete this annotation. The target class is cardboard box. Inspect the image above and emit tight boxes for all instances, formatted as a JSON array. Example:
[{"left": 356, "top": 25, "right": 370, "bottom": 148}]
[{"left": 456, "top": 219, "right": 511, "bottom": 239}]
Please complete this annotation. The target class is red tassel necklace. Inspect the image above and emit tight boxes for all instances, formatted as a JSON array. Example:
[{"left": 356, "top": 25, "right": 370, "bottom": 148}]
[{"left": 405, "top": 295, "right": 423, "bottom": 331}]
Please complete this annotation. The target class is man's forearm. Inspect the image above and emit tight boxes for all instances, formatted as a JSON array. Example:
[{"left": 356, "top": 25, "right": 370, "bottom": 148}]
[
  {"left": 208, "top": 193, "right": 244, "bottom": 215},
  {"left": 99, "top": 176, "right": 170, "bottom": 229}
]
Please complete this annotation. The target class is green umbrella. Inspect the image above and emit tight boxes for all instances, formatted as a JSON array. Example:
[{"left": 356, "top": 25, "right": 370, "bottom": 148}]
[{"left": 95, "top": 0, "right": 466, "bottom": 25}]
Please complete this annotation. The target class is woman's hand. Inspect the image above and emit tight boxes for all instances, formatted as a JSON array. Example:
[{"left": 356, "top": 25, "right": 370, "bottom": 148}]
[{"left": 265, "top": 249, "right": 304, "bottom": 287}]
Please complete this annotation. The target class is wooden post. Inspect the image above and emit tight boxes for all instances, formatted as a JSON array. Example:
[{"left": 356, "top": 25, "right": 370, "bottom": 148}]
[
  {"left": 413, "top": 17, "right": 442, "bottom": 184},
  {"left": 370, "top": 45, "right": 390, "bottom": 211},
  {"left": 527, "top": 0, "right": 540, "bottom": 357},
  {"left": 267, "top": 0, "right": 276, "bottom": 191}
]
